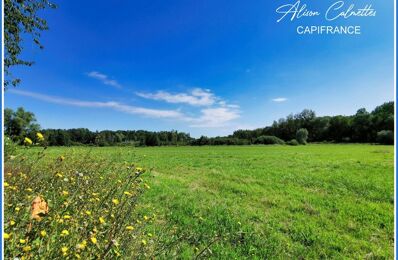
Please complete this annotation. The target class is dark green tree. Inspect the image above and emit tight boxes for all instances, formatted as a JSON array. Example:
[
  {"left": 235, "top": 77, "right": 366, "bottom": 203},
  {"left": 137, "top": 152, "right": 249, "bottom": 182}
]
[
  {"left": 296, "top": 128, "right": 309, "bottom": 145},
  {"left": 4, "top": 107, "right": 40, "bottom": 142}
]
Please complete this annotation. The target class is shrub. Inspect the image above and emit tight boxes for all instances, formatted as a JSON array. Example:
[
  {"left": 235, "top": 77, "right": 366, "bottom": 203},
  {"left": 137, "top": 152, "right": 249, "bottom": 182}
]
[
  {"left": 4, "top": 136, "right": 18, "bottom": 159},
  {"left": 4, "top": 147, "right": 152, "bottom": 258},
  {"left": 376, "top": 130, "right": 394, "bottom": 145},
  {"left": 287, "top": 139, "right": 299, "bottom": 146},
  {"left": 296, "top": 128, "right": 309, "bottom": 145},
  {"left": 254, "top": 135, "right": 285, "bottom": 145}
]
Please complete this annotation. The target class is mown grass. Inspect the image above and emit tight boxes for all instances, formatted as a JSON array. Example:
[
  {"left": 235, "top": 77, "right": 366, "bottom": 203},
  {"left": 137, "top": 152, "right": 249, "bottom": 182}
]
[{"left": 6, "top": 144, "right": 394, "bottom": 259}]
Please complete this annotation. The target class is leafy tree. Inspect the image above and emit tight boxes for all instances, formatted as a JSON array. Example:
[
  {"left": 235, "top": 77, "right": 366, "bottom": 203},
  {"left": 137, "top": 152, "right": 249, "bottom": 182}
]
[
  {"left": 145, "top": 133, "right": 160, "bottom": 146},
  {"left": 5, "top": 0, "right": 56, "bottom": 87},
  {"left": 328, "top": 116, "right": 351, "bottom": 142},
  {"left": 296, "top": 128, "right": 309, "bottom": 144},
  {"left": 4, "top": 107, "right": 40, "bottom": 142},
  {"left": 352, "top": 108, "right": 371, "bottom": 142}
]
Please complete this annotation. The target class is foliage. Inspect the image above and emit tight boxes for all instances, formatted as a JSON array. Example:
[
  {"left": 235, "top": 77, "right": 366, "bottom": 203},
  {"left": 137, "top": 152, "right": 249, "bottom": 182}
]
[
  {"left": 376, "top": 130, "right": 394, "bottom": 145},
  {"left": 254, "top": 135, "right": 285, "bottom": 145},
  {"left": 296, "top": 128, "right": 309, "bottom": 145},
  {"left": 4, "top": 135, "right": 18, "bottom": 158},
  {"left": 286, "top": 139, "right": 299, "bottom": 146},
  {"left": 4, "top": 0, "right": 56, "bottom": 87},
  {"left": 4, "top": 107, "right": 41, "bottom": 143},
  {"left": 4, "top": 143, "right": 152, "bottom": 258},
  {"left": 4, "top": 0, "right": 55, "bottom": 87},
  {"left": 231, "top": 101, "right": 394, "bottom": 145}
]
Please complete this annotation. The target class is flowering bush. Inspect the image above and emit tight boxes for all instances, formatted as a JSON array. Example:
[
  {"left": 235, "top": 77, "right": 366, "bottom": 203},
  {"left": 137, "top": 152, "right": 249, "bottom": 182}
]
[{"left": 4, "top": 138, "right": 153, "bottom": 259}]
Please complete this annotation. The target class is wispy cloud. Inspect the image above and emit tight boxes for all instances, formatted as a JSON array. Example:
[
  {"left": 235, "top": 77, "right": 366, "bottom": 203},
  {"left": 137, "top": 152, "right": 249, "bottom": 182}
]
[
  {"left": 9, "top": 88, "right": 241, "bottom": 128},
  {"left": 87, "top": 71, "right": 122, "bottom": 89},
  {"left": 136, "top": 88, "right": 216, "bottom": 106},
  {"left": 272, "top": 97, "right": 287, "bottom": 102},
  {"left": 9, "top": 89, "right": 183, "bottom": 119}
]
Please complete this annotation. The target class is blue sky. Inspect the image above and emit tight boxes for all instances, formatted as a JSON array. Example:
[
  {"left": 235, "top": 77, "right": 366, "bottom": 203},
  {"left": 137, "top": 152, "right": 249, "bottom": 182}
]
[{"left": 5, "top": 0, "right": 394, "bottom": 137}]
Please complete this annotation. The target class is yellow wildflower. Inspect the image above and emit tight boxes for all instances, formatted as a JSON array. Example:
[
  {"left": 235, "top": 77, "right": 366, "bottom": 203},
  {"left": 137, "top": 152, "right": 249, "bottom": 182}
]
[
  {"left": 15, "top": 207, "right": 20, "bottom": 212},
  {"left": 61, "top": 230, "right": 69, "bottom": 236},
  {"left": 36, "top": 132, "right": 44, "bottom": 141},
  {"left": 77, "top": 240, "right": 87, "bottom": 250},
  {"left": 25, "top": 188, "right": 33, "bottom": 192},
  {"left": 23, "top": 246, "right": 32, "bottom": 252},
  {"left": 40, "top": 230, "right": 47, "bottom": 237},
  {"left": 61, "top": 247, "right": 68, "bottom": 255},
  {"left": 4, "top": 182, "right": 9, "bottom": 187},
  {"left": 24, "top": 137, "right": 33, "bottom": 145},
  {"left": 124, "top": 191, "right": 132, "bottom": 196},
  {"left": 112, "top": 199, "right": 120, "bottom": 205},
  {"left": 90, "top": 237, "right": 97, "bottom": 244},
  {"left": 10, "top": 220, "right": 15, "bottom": 226},
  {"left": 20, "top": 239, "right": 26, "bottom": 244},
  {"left": 99, "top": 217, "right": 105, "bottom": 224},
  {"left": 126, "top": 226, "right": 134, "bottom": 231},
  {"left": 4, "top": 233, "right": 11, "bottom": 240},
  {"left": 62, "top": 191, "right": 69, "bottom": 196},
  {"left": 143, "top": 215, "right": 149, "bottom": 221},
  {"left": 85, "top": 210, "right": 91, "bottom": 216},
  {"left": 63, "top": 215, "right": 71, "bottom": 219},
  {"left": 141, "top": 239, "right": 147, "bottom": 246}
]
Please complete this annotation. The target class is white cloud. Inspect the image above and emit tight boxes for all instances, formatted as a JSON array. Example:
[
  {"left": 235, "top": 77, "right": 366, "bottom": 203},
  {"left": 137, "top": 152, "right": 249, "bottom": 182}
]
[
  {"left": 87, "top": 71, "right": 122, "bottom": 89},
  {"left": 136, "top": 88, "right": 241, "bottom": 127},
  {"left": 9, "top": 90, "right": 184, "bottom": 119},
  {"left": 136, "top": 88, "right": 216, "bottom": 106},
  {"left": 272, "top": 97, "right": 287, "bottom": 102},
  {"left": 9, "top": 88, "right": 241, "bottom": 128},
  {"left": 189, "top": 107, "right": 240, "bottom": 128}
]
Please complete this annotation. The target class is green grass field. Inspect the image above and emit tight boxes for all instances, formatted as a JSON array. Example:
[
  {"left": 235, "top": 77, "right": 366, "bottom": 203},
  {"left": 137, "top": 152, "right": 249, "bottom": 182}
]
[
  {"left": 9, "top": 144, "right": 394, "bottom": 258},
  {"left": 24, "top": 144, "right": 394, "bottom": 258}
]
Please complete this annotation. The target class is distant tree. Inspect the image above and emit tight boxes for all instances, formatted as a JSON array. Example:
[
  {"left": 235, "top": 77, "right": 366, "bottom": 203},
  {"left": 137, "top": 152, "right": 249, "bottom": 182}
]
[
  {"left": 5, "top": 0, "right": 56, "bottom": 87},
  {"left": 296, "top": 128, "right": 309, "bottom": 144},
  {"left": 4, "top": 107, "right": 40, "bottom": 142},
  {"left": 145, "top": 133, "right": 160, "bottom": 146},
  {"left": 352, "top": 108, "right": 371, "bottom": 142},
  {"left": 376, "top": 130, "right": 394, "bottom": 145},
  {"left": 327, "top": 116, "right": 351, "bottom": 142}
]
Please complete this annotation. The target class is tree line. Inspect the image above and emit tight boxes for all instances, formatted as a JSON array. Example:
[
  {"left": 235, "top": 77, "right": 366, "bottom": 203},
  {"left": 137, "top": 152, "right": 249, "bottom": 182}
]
[{"left": 4, "top": 101, "right": 394, "bottom": 146}]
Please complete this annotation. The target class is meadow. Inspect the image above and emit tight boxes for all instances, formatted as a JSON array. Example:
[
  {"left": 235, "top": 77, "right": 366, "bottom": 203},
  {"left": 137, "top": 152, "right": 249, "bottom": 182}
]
[{"left": 4, "top": 144, "right": 394, "bottom": 259}]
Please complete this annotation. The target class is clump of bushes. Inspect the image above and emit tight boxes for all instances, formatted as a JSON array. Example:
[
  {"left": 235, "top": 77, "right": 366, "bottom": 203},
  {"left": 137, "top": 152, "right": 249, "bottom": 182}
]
[
  {"left": 4, "top": 137, "right": 152, "bottom": 259},
  {"left": 376, "top": 130, "right": 394, "bottom": 145},
  {"left": 296, "top": 128, "right": 308, "bottom": 145},
  {"left": 286, "top": 139, "right": 299, "bottom": 146},
  {"left": 254, "top": 135, "right": 285, "bottom": 145}
]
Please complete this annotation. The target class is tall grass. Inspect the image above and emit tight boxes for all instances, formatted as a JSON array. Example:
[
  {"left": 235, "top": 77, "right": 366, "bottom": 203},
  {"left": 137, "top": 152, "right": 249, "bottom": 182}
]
[{"left": 4, "top": 144, "right": 153, "bottom": 259}]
